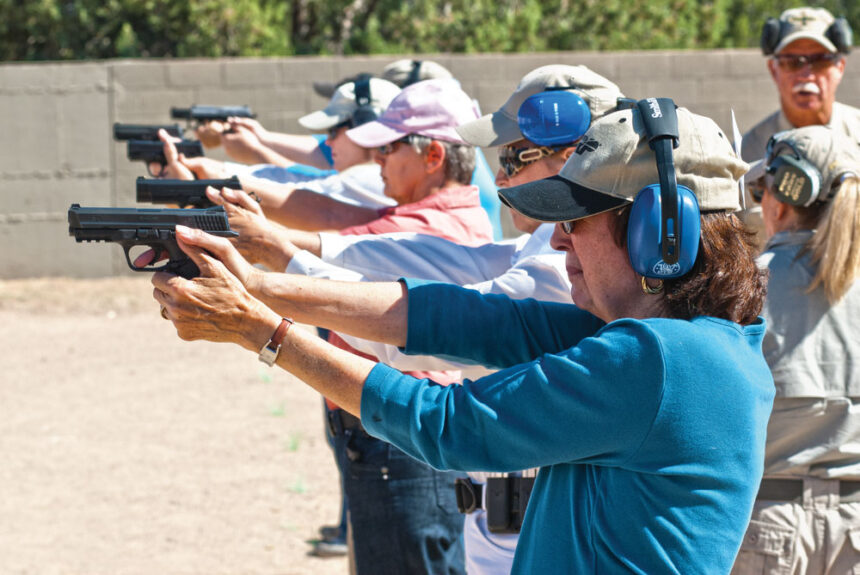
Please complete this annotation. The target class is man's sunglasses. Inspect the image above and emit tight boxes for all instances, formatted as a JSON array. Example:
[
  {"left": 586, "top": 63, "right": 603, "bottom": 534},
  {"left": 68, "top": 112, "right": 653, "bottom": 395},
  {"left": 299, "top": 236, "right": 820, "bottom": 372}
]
[
  {"left": 498, "top": 144, "right": 565, "bottom": 177},
  {"left": 773, "top": 53, "right": 841, "bottom": 72}
]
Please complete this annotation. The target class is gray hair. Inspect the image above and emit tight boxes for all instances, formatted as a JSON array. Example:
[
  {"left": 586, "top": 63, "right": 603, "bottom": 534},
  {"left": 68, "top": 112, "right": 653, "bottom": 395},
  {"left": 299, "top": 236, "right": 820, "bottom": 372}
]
[{"left": 409, "top": 135, "right": 475, "bottom": 185}]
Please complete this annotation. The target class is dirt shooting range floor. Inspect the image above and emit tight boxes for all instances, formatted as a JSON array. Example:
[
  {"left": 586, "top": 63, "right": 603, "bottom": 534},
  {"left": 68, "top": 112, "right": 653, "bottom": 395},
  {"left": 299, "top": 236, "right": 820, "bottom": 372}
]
[{"left": 0, "top": 277, "right": 348, "bottom": 575}]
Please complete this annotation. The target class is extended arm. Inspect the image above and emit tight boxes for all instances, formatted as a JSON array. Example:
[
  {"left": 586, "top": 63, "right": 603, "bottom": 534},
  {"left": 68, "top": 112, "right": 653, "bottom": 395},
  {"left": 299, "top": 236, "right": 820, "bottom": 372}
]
[
  {"left": 230, "top": 118, "right": 332, "bottom": 170},
  {"left": 154, "top": 228, "right": 657, "bottom": 472},
  {"left": 237, "top": 174, "right": 381, "bottom": 231}
]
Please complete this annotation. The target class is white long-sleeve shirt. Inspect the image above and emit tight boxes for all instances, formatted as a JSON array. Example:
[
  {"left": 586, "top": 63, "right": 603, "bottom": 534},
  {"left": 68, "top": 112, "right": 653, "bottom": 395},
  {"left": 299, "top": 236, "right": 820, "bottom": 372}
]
[{"left": 285, "top": 223, "right": 571, "bottom": 378}]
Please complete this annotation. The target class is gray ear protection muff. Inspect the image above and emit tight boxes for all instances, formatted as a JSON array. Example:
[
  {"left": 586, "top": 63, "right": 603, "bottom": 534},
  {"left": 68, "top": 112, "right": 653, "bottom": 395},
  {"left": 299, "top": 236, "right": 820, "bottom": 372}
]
[{"left": 765, "top": 138, "right": 823, "bottom": 207}]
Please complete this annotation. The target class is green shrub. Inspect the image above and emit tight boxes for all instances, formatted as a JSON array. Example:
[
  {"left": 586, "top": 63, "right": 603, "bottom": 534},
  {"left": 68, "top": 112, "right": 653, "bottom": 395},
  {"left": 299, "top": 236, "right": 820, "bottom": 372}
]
[{"left": 0, "top": 0, "right": 856, "bottom": 61}]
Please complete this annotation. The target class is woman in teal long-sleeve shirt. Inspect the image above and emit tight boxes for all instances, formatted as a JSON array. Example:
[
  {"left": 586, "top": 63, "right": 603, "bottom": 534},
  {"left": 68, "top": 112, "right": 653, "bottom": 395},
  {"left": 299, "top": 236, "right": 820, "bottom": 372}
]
[{"left": 152, "top": 104, "right": 773, "bottom": 573}]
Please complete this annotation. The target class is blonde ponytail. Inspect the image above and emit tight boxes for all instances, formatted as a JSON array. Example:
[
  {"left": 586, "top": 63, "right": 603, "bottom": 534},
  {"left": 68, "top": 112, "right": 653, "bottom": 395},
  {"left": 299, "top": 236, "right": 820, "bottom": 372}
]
[{"left": 806, "top": 176, "right": 860, "bottom": 304}]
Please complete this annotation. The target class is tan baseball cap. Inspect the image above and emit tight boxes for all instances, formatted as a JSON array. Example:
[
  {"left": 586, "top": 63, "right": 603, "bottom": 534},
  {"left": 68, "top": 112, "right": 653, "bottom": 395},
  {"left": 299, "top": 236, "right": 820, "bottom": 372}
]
[
  {"left": 498, "top": 105, "right": 748, "bottom": 222},
  {"left": 456, "top": 65, "right": 624, "bottom": 148},
  {"left": 773, "top": 7, "right": 840, "bottom": 54},
  {"left": 746, "top": 125, "right": 860, "bottom": 198},
  {"left": 299, "top": 77, "right": 401, "bottom": 131},
  {"left": 382, "top": 59, "right": 454, "bottom": 87}
]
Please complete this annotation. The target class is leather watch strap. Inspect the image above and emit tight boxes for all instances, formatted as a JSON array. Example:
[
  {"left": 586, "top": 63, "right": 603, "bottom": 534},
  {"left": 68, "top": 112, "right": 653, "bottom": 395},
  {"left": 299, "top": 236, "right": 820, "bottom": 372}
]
[{"left": 258, "top": 317, "right": 293, "bottom": 366}]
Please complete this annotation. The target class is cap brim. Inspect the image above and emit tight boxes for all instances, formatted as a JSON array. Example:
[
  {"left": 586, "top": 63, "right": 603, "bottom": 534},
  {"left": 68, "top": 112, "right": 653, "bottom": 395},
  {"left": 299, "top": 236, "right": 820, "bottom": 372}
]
[
  {"left": 775, "top": 33, "right": 837, "bottom": 54},
  {"left": 744, "top": 159, "right": 767, "bottom": 186},
  {"left": 456, "top": 111, "right": 524, "bottom": 148},
  {"left": 299, "top": 109, "right": 350, "bottom": 131},
  {"left": 498, "top": 174, "right": 630, "bottom": 222},
  {"left": 312, "top": 81, "right": 338, "bottom": 99},
  {"left": 346, "top": 120, "right": 408, "bottom": 148}
]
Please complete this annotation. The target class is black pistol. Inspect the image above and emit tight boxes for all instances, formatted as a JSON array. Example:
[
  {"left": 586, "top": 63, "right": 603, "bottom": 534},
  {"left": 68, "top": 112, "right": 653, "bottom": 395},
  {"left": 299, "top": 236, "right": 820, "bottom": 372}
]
[
  {"left": 68, "top": 204, "right": 238, "bottom": 279},
  {"left": 126, "top": 139, "right": 205, "bottom": 177},
  {"left": 170, "top": 105, "right": 256, "bottom": 125},
  {"left": 113, "top": 123, "right": 183, "bottom": 141},
  {"left": 136, "top": 176, "right": 243, "bottom": 208}
]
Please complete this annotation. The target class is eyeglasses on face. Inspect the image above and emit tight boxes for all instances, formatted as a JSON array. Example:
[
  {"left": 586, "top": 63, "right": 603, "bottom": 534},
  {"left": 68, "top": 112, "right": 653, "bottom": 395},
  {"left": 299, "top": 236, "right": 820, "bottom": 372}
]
[
  {"left": 560, "top": 220, "right": 575, "bottom": 234},
  {"left": 773, "top": 53, "right": 840, "bottom": 72},
  {"left": 498, "top": 144, "right": 564, "bottom": 177},
  {"left": 377, "top": 134, "right": 416, "bottom": 156}
]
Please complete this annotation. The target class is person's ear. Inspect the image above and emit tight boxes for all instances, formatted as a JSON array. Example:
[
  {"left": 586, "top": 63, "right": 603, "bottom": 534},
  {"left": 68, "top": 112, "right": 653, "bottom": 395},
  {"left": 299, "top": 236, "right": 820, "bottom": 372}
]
[
  {"left": 424, "top": 140, "right": 446, "bottom": 175},
  {"left": 774, "top": 199, "right": 791, "bottom": 222},
  {"left": 561, "top": 146, "right": 576, "bottom": 160}
]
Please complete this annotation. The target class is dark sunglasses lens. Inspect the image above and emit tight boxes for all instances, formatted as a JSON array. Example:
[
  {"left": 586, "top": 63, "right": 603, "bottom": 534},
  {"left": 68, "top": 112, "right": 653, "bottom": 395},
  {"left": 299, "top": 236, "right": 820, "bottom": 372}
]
[
  {"left": 778, "top": 54, "right": 836, "bottom": 71},
  {"left": 561, "top": 221, "right": 574, "bottom": 233}
]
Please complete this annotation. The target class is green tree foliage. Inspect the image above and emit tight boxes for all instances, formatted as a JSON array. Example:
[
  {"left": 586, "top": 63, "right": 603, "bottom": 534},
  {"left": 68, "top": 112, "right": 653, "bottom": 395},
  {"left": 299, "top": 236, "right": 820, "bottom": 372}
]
[{"left": 1, "top": 0, "right": 857, "bottom": 61}]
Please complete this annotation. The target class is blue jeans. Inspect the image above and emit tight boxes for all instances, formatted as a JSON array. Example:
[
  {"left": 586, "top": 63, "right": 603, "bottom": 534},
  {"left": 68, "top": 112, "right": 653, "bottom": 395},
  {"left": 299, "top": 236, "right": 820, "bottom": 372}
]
[{"left": 337, "top": 427, "right": 465, "bottom": 575}]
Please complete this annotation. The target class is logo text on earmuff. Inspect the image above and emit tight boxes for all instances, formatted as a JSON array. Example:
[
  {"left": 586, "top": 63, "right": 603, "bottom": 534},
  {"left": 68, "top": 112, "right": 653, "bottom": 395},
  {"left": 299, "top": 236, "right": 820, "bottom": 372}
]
[
  {"left": 652, "top": 261, "right": 682, "bottom": 276},
  {"left": 646, "top": 98, "right": 663, "bottom": 119}
]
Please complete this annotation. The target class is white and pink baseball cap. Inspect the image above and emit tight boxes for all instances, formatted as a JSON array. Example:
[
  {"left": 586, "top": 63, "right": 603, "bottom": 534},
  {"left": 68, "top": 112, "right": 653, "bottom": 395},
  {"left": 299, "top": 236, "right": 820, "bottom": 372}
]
[{"left": 346, "top": 78, "right": 479, "bottom": 147}]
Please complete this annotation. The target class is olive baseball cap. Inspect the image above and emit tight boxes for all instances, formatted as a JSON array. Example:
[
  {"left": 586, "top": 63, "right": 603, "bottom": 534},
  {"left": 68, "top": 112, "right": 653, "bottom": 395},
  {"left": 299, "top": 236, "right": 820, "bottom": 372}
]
[
  {"left": 498, "top": 105, "right": 748, "bottom": 222},
  {"left": 746, "top": 125, "right": 860, "bottom": 196},
  {"left": 455, "top": 65, "right": 624, "bottom": 148},
  {"left": 773, "top": 7, "right": 841, "bottom": 54}
]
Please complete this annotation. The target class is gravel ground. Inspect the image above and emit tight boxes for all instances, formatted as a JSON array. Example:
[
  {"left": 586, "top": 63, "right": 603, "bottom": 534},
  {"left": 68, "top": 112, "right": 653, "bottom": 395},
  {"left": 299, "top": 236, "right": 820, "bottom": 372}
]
[{"left": 0, "top": 277, "right": 348, "bottom": 575}]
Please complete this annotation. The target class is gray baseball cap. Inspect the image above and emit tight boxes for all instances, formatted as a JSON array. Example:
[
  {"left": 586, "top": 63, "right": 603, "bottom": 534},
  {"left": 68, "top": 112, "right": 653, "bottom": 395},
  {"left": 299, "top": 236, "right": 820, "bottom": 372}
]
[
  {"left": 382, "top": 59, "right": 454, "bottom": 87},
  {"left": 498, "top": 106, "right": 748, "bottom": 222},
  {"left": 746, "top": 125, "right": 860, "bottom": 196},
  {"left": 456, "top": 65, "right": 624, "bottom": 148}
]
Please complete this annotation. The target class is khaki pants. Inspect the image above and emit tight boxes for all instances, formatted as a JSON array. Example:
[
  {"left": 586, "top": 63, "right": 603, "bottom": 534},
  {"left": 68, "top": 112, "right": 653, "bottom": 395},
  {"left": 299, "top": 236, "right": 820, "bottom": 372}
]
[{"left": 732, "top": 478, "right": 860, "bottom": 575}]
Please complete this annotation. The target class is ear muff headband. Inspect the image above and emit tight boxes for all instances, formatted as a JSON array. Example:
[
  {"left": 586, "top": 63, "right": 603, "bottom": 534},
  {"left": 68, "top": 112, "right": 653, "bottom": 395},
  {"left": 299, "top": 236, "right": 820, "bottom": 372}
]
[
  {"left": 761, "top": 15, "right": 854, "bottom": 55},
  {"left": 405, "top": 60, "right": 423, "bottom": 87},
  {"left": 765, "top": 139, "right": 823, "bottom": 206},
  {"left": 350, "top": 74, "right": 377, "bottom": 127},
  {"left": 627, "top": 98, "right": 701, "bottom": 279},
  {"left": 517, "top": 90, "right": 592, "bottom": 146}
]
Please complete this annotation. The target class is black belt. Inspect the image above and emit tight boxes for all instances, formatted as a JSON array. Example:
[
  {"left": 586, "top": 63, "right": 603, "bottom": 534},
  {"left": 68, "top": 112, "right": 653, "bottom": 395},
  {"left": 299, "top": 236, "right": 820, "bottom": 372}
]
[
  {"left": 757, "top": 478, "right": 860, "bottom": 503},
  {"left": 327, "top": 408, "right": 366, "bottom": 436}
]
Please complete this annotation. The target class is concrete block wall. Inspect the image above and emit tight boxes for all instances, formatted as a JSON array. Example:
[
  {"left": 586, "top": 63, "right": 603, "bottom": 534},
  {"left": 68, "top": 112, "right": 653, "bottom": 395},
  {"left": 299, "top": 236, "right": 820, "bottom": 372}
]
[{"left": 1, "top": 50, "right": 858, "bottom": 278}]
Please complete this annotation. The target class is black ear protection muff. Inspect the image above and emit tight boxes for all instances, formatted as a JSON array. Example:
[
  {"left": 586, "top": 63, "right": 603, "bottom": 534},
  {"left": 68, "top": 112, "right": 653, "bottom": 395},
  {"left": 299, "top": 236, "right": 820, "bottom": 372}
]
[
  {"left": 626, "top": 98, "right": 701, "bottom": 279},
  {"left": 350, "top": 73, "right": 377, "bottom": 127},
  {"left": 405, "top": 60, "right": 423, "bottom": 87},
  {"left": 765, "top": 137, "right": 823, "bottom": 206},
  {"left": 761, "top": 15, "right": 853, "bottom": 55},
  {"left": 828, "top": 18, "right": 853, "bottom": 54}
]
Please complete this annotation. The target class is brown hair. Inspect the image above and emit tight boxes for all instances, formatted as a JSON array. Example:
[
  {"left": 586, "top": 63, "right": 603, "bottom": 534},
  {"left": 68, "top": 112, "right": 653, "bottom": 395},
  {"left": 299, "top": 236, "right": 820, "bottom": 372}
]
[{"left": 612, "top": 207, "right": 767, "bottom": 325}]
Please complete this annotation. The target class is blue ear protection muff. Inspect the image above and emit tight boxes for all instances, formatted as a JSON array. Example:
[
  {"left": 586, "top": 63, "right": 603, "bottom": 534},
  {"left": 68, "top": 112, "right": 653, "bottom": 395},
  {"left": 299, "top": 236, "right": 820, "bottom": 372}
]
[
  {"left": 626, "top": 98, "right": 701, "bottom": 279},
  {"left": 350, "top": 74, "right": 377, "bottom": 127},
  {"left": 761, "top": 15, "right": 853, "bottom": 55},
  {"left": 517, "top": 89, "right": 592, "bottom": 146},
  {"left": 765, "top": 137, "right": 823, "bottom": 206}
]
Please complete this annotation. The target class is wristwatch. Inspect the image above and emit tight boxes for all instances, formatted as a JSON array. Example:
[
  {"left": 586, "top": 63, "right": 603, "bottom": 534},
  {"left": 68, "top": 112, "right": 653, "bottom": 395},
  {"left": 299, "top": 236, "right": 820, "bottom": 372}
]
[{"left": 258, "top": 317, "right": 293, "bottom": 366}]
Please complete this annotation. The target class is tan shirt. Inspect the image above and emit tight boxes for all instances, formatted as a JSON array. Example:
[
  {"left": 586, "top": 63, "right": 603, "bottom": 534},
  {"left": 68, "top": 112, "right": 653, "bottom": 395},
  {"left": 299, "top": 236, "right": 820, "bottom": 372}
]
[{"left": 759, "top": 231, "right": 860, "bottom": 478}]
